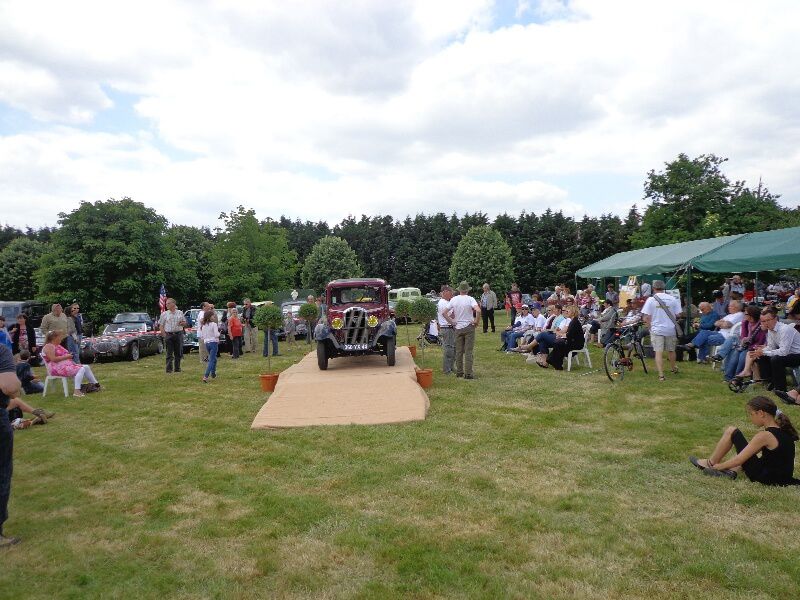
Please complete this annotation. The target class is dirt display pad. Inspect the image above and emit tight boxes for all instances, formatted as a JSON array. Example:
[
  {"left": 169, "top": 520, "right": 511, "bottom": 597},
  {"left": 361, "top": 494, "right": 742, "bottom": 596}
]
[{"left": 251, "top": 346, "right": 429, "bottom": 429}]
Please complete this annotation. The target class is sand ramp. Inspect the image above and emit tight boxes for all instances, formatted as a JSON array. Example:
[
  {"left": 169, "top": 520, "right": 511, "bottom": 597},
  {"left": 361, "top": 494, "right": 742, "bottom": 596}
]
[{"left": 251, "top": 347, "right": 429, "bottom": 429}]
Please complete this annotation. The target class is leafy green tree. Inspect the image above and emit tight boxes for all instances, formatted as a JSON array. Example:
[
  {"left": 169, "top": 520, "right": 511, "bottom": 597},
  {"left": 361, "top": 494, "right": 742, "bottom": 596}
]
[
  {"left": 449, "top": 226, "right": 515, "bottom": 297},
  {"left": 394, "top": 298, "right": 413, "bottom": 346},
  {"left": 0, "top": 237, "right": 46, "bottom": 300},
  {"left": 165, "top": 225, "right": 214, "bottom": 307},
  {"left": 36, "top": 197, "right": 192, "bottom": 324},
  {"left": 278, "top": 216, "right": 331, "bottom": 271},
  {"left": 301, "top": 236, "right": 363, "bottom": 292},
  {"left": 209, "top": 207, "right": 298, "bottom": 303}
]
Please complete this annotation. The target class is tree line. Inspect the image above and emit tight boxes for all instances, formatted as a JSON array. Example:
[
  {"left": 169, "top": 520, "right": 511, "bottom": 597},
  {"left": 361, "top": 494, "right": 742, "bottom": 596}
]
[{"left": 0, "top": 153, "right": 798, "bottom": 324}]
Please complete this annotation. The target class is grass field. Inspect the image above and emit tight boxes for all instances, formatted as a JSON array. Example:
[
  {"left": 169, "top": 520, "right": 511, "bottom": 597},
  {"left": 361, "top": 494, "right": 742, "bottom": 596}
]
[{"left": 2, "top": 317, "right": 800, "bottom": 599}]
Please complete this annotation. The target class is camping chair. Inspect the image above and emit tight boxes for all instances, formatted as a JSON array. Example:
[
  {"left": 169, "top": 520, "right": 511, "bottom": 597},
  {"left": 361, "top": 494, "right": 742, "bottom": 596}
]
[{"left": 567, "top": 329, "right": 592, "bottom": 371}]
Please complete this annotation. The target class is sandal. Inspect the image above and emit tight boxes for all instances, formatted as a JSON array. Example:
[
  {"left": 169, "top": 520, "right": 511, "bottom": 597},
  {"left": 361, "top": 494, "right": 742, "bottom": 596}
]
[
  {"left": 671, "top": 367, "right": 679, "bottom": 374},
  {"left": 775, "top": 390, "right": 799, "bottom": 406},
  {"left": 689, "top": 456, "right": 707, "bottom": 471},
  {"left": 658, "top": 375, "right": 665, "bottom": 381}
]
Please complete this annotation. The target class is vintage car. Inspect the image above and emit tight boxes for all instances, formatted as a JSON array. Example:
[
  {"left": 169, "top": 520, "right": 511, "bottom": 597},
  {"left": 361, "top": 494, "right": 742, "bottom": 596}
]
[
  {"left": 314, "top": 278, "right": 396, "bottom": 370},
  {"left": 183, "top": 308, "right": 231, "bottom": 353},
  {"left": 278, "top": 301, "right": 308, "bottom": 340},
  {"left": 81, "top": 322, "right": 163, "bottom": 361}
]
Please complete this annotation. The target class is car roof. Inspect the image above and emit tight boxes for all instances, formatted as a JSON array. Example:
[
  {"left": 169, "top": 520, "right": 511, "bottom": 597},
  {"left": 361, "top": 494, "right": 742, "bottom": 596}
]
[{"left": 327, "top": 278, "right": 387, "bottom": 288}]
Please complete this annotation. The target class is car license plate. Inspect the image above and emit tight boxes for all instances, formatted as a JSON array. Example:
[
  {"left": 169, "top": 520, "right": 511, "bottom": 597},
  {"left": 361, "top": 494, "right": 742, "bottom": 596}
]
[{"left": 343, "top": 344, "right": 368, "bottom": 351}]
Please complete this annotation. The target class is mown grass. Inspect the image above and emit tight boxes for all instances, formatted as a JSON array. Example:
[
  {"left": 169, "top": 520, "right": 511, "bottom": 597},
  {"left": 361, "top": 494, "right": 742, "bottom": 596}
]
[{"left": 2, "top": 317, "right": 799, "bottom": 599}]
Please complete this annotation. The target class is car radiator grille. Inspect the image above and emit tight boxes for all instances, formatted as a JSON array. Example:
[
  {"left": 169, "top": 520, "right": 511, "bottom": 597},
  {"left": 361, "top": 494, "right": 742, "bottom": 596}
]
[
  {"left": 342, "top": 307, "right": 370, "bottom": 345},
  {"left": 95, "top": 341, "right": 116, "bottom": 353}
]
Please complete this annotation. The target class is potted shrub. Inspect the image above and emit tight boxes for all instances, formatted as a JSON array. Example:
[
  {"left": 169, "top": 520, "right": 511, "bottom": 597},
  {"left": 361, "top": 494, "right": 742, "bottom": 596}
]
[
  {"left": 253, "top": 303, "right": 283, "bottom": 392},
  {"left": 394, "top": 298, "right": 416, "bottom": 357},
  {"left": 410, "top": 296, "right": 438, "bottom": 388},
  {"left": 298, "top": 302, "right": 320, "bottom": 345}
]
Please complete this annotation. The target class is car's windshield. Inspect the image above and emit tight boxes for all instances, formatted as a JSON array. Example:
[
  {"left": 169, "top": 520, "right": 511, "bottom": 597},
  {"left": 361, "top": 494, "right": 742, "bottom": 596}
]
[
  {"left": 330, "top": 287, "right": 382, "bottom": 305},
  {"left": 104, "top": 323, "right": 146, "bottom": 334},
  {"left": 113, "top": 313, "right": 149, "bottom": 323}
]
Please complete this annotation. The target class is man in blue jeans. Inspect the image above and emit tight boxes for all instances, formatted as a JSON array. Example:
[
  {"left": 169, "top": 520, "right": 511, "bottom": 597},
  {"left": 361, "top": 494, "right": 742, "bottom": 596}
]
[
  {"left": 0, "top": 344, "right": 21, "bottom": 547},
  {"left": 679, "top": 301, "right": 743, "bottom": 362}
]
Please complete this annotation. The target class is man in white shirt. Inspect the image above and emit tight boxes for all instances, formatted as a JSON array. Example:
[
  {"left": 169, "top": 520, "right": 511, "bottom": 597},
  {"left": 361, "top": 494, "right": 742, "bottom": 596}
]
[
  {"left": 437, "top": 285, "right": 456, "bottom": 374},
  {"left": 751, "top": 306, "right": 800, "bottom": 392},
  {"left": 684, "top": 300, "right": 744, "bottom": 362},
  {"left": 450, "top": 281, "right": 480, "bottom": 379},
  {"left": 501, "top": 305, "right": 536, "bottom": 351},
  {"left": 641, "top": 280, "right": 683, "bottom": 381}
]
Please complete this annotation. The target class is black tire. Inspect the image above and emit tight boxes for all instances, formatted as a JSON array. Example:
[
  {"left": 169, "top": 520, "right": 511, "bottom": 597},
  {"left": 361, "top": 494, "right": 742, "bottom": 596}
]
[
  {"left": 603, "top": 344, "right": 625, "bottom": 382},
  {"left": 634, "top": 342, "right": 648, "bottom": 374},
  {"left": 386, "top": 337, "right": 396, "bottom": 366},
  {"left": 317, "top": 340, "right": 328, "bottom": 370},
  {"left": 157, "top": 339, "right": 165, "bottom": 354},
  {"left": 129, "top": 342, "right": 140, "bottom": 361}
]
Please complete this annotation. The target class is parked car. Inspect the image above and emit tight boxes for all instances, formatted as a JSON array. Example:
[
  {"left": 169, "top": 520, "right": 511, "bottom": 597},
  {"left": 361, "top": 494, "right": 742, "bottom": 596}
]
[
  {"left": 0, "top": 300, "right": 48, "bottom": 328},
  {"left": 278, "top": 301, "right": 308, "bottom": 340},
  {"left": 182, "top": 308, "right": 231, "bottom": 353},
  {"left": 315, "top": 278, "right": 397, "bottom": 370},
  {"left": 81, "top": 322, "right": 163, "bottom": 362}
]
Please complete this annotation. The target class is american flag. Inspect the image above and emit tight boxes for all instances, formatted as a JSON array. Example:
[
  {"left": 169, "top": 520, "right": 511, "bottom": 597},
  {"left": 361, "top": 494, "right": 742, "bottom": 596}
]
[{"left": 159, "top": 284, "right": 167, "bottom": 313}]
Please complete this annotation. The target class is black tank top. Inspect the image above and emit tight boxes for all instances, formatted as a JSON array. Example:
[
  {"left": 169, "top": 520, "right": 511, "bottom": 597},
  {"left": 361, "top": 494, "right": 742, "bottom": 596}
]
[{"left": 760, "top": 427, "right": 795, "bottom": 485}]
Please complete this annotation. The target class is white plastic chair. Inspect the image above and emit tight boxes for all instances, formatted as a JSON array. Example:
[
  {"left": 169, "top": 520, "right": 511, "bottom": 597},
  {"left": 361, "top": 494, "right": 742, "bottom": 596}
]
[
  {"left": 42, "top": 360, "right": 70, "bottom": 397},
  {"left": 567, "top": 329, "right": 592, "bottom": 371}
]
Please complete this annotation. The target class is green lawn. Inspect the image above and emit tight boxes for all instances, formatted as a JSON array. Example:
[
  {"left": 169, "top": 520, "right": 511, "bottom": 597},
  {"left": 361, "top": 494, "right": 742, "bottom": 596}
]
[{"left": 3, "top": 318, "right": 799, "bottom": 599}]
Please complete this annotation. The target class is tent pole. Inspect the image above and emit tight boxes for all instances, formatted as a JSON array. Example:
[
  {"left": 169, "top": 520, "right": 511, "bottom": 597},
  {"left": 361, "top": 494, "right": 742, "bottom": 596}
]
[{"left": 685, "top": 265, "right": 692, "bottom": 336}]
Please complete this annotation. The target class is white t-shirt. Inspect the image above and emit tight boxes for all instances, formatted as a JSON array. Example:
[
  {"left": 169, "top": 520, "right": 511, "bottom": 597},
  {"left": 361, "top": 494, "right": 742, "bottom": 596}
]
[
  {"left": 515, "top": 314, "right": 537, "bottom": 330},
  {"left": 718, "top": 311, "right": 744, "bottom": 339},
  {"left": 449, "top": 294, "right": 479, "bottom": 329},
  {"left": 437, "top": 298, "right": 452, "bottom": 327},
  {"left": 641, "top": 293, "right": 683, "bottom": 337},
  {"left": 200, "top": 321, "right": 219, "bottom": 344},
  {"left": 531, "top": 314, "right": 547, "bottom": 330}
]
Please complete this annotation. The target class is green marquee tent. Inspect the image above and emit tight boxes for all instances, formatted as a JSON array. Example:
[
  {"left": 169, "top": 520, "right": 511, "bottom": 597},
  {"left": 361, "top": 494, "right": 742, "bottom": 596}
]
[{"left": 576, "top": 226, "right": 800, "bottom": 278}]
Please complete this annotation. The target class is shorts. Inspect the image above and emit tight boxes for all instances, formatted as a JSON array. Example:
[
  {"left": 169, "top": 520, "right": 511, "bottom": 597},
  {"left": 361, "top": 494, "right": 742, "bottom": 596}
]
[{"left": 651, "top": 334, "right": 677, "bottom": 352}]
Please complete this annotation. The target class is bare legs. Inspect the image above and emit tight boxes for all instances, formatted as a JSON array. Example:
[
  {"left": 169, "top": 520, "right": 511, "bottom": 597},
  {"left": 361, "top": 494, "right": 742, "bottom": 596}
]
[{"left": 695, "top": 426, "right": 742, "bottom": 471}]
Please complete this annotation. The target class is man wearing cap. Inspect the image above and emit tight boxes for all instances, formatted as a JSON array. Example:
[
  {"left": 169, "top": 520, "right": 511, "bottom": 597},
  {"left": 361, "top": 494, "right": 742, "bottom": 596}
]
[
  {"left": 500, "top": 305, "right": 536, "bottom": 352},
  {"left": 641, "top": 280, "right": 683, "bottom": 381},
  {"left": 437, "top": 285, "right": 456, "bottom": 374},
  {"left": 451, "top": 282, "right": 480, "bottom": 379}
]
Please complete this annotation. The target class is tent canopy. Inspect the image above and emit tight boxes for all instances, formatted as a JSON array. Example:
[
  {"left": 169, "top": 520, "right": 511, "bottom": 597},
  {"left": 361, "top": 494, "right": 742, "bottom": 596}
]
[{"left": 577, "top": 226, "right": 800, "bottom": 278}]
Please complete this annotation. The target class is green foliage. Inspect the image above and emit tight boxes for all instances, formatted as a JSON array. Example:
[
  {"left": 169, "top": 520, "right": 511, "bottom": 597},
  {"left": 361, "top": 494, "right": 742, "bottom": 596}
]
[
  {"left": 449, "top": 226, "right": 515, "bottom": 298},
  {"left": 410, "top": 297, "right": 438, "bottom": 367},
  {"left": 35, "top": 197, "right": 189, "bottom": 324},
  {"left": 298, "top": 302, "right": 319, "bottom": 322},
  {"left": 253, "top": 303, "right": 283, "bottom": 331},
  {"left": 209, "top": 206, "right": 298, "bottom": 303},
  {"left": 300, "top": 236, "right": 363, "bottom": 292},
  {"left": 394, "top": 298, "right": 413, "bottom": 345},
  {"left": 164, "top": 225, "right": 214, "bottom": 307},
  {"left": 0, "top": 237, "right": 45, "bottom": 300}
]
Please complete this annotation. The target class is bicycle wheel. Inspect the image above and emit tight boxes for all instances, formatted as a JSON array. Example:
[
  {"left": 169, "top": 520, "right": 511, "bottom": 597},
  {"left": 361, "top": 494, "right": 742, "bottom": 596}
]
[
  {"left": 634, "top": 341, "right": 648, "bottom": 374},
  {"left": 604, "top": 344, "right": 626, "bottom": 382}
]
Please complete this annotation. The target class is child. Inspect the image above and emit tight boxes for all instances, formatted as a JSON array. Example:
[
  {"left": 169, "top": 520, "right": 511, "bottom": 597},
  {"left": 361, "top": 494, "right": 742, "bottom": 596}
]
[
  {"left": 15, "top": 350, "right": 43, "bottom": 394},
  {"left": 689, "top": 396, "right": 799, "bottom": 485}
]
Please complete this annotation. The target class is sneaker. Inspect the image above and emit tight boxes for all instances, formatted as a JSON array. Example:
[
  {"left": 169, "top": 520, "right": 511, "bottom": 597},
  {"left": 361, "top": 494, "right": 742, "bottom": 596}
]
[
  {"left": 710, "top": 354, "right": 724, "bottom": 363},
  {"left": 0, "top": 534, "right": 21, "bottom": 548},
  {"left": 73, "top": 390, "right": 85, "bottom": 397},
  {"left": 32, "top": 408, "right": 55, "bottom": 420}
]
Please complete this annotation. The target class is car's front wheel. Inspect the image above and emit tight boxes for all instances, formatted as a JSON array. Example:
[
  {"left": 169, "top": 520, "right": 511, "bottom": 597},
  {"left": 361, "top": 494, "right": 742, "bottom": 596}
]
[
  {"left": 385, "top": 336, "right": 396, "bottom": 366},
  {"left": 128, "top": 342, "right": 140, "bottom": 361},
  {"left": 157, "top": 339, "right": 165, "bottom": 354},
  {"left": 317, "top": 341, "right": 328, "bottom": 370}
]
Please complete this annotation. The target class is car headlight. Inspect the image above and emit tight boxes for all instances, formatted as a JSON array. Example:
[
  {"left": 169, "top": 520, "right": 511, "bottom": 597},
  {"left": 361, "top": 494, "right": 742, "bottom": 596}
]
[
  {"left": 331, "top": 317, "right": 343, "bottom": 330},
  {"left": 367, "top": 315, "right": 378, "bottom": 328}
]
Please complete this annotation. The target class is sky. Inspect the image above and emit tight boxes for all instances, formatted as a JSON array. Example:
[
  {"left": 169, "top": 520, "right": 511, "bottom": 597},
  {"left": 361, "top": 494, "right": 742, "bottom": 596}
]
[{"left": 1, "top": 0, "right": 799, "bottom": 230}]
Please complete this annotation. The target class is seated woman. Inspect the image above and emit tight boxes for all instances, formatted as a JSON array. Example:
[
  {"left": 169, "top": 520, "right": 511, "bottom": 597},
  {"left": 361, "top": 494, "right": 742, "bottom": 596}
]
[
  {"left": 545, "top": 306, "right": 585, "bottom": 370},
  {"left": 533, "top": 305, "right": 578, "bottom": 368},
  {"left": 588, "top": 299, "right": 617, "bottom": 347},
  {"left": 689, "top": 396, "right": 799, "bottom": 485},
  {"left": 42, "top": 330, "right": 101, "bottom": 397},
  {"left": 723, "top": 306, "right": 765, "bottom": 382}
]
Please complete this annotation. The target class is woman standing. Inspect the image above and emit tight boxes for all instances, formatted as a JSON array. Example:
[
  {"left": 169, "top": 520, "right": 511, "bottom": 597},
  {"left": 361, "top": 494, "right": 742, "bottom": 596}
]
[
  {"left": 226, "top": 302, "right": 243, "bottom": 359},
  {"left": 199, "top": 310, "right": 219, "bottom": 382},
  {"left": 690, "top": 396, "right": 798, "bottom": 485},
  {"left": 9, "top": 314, "right": 36, "bottom": 359}
]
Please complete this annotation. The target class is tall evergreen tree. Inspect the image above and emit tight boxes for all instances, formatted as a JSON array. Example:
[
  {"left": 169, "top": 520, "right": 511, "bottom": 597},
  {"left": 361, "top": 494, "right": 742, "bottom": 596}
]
[{"left": 449, "top": 226, "right": 515, "bottom": 296}]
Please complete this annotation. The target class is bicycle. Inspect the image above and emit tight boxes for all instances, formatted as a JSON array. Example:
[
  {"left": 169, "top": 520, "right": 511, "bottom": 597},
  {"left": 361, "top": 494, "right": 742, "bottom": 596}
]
[{"left": 603, "top": 321, "right": 649, "bottom": 382}]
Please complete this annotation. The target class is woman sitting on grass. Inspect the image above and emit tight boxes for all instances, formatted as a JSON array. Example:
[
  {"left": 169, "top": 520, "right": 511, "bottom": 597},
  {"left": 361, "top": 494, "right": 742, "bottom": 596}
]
[
  {"left": 42, "top": 330, "right": 101, "bottom": 397},
  {"left": 689, "top": 396, "right": 799, "bottom": 485}
]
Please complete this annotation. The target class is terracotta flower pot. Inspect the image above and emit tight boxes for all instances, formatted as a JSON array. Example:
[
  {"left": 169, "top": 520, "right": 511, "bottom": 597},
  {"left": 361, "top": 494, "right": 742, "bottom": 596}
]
[
  {"left": 259, "top": 373, "right": 279, "bottom": 392},
  {"left": 415, "top": 367, "right": 433, "bottom": 389},
  {"left": 407, "top": 344, "right": 417, "bottom": 358}
]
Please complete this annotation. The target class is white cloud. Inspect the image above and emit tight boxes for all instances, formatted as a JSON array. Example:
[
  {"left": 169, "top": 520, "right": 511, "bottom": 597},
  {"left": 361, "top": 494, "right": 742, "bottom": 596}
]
[{"left": 0, "top": 0, "right": 798, "bottom": 230}]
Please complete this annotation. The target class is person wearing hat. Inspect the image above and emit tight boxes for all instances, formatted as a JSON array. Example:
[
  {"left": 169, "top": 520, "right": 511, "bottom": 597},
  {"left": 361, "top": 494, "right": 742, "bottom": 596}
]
[
  {"left": 499, "top": 304, "right": 536, "bottom": 352},
  {"left": 641, "top": 279, "right": 683, "bottom": 381},
  {"left": 451, "top": 282, "right": 480, "bottom": 379}
]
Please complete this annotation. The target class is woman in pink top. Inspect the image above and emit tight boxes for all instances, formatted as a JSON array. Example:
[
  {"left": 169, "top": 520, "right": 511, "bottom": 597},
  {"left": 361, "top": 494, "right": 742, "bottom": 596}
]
[{"left": 42, "top": 330, "right": 101, "bottom": 397}]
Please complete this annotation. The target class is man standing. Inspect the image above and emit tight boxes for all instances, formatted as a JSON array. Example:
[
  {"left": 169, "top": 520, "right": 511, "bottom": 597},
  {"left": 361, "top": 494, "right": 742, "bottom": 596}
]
[
  {"left": 159, "top": 298, "right": 186, "bottom": 373},
  {"left": 241, "top": 299, "right": 257, "bottom": 353},
  {"left": 437, "top": 285, "right": 456, "bottom": 374},
  {"left": 752, "top": 306, "right": 800, "bottom": 393},
  {"left": 641, "top": 280, "right": 683, "bottom": 381},
  {"left": 507, "top": 283, "right": 522, "bottom": 324},
  {"left": 68, "top": 303, "right": 83, "bottom": 363},
  {"left": 0, "top": 344, "right": 20, "bottom": 547},
  {"left": 451, "top": 282, "right": 480, "bottom": 379},
  {"left": 479, "top": 283, "right": 498, "bottom": 334},
  {"left": 40, "top": 304, "right": 76, "bottom": 354}
]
